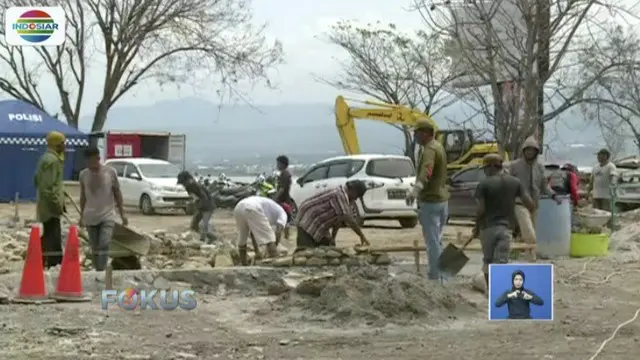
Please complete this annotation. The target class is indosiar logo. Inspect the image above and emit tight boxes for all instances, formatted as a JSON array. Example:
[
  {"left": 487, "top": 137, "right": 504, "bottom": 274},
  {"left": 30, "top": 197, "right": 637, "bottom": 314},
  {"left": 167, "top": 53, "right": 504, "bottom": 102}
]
[{"left": 4, "top": 7, "right": 66, "bottom": 46}]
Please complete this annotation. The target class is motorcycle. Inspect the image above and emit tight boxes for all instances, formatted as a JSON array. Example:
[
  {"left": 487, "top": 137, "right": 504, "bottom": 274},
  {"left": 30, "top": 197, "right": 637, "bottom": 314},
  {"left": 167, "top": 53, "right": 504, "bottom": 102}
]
[{"left": 209, "top": 173, "right": 278, "bottom": 209}]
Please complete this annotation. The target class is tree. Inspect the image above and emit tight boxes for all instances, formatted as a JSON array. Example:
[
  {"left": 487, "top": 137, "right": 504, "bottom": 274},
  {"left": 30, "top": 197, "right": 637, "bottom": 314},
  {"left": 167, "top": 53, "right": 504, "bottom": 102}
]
[
  {"left": 321, "top": 21, "right": 461, "bottom": 161},
  {"left": 413, "top": 0, "right": 636, "bottom": 158},
  {"left": 0, "top": 0, "right": 283, "bottom": 130},
  {"left": 578, "top": 24, "right": 640, "bottom": 154}
]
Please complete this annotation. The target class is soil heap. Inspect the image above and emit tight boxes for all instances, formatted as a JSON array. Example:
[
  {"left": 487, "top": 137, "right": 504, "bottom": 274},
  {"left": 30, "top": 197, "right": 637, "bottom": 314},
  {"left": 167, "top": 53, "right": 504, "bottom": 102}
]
[
  {"left": 268, "top": 267, "right": 481, "bottom": 325},
  {"left": 609, "top": 208, "right": 640, "bottom": 264}
]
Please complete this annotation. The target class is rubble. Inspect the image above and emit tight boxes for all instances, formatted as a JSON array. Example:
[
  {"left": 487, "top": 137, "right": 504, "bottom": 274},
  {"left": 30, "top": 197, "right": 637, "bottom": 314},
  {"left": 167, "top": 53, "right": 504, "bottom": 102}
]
[
  {"left": 0, "top": 217, "right": 291, "bottom": 273},
  {"left": 256, "top": 246, "right": 391, "bottom": 268},
  {"left": 0, "top": 222, "right": 31, "bottom": 274}
]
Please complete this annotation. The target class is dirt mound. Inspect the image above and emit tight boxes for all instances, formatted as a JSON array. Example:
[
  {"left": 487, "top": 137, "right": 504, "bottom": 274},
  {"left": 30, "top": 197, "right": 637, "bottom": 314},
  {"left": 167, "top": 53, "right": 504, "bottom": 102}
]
[{"left": 267, "top": 267, "right": 481, "bottom": 325}]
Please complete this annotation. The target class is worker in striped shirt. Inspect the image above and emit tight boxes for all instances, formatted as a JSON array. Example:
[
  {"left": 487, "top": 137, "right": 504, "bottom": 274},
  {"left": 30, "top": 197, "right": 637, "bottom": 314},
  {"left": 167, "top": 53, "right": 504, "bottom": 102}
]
[{"left": 295, "top": 180, "right": 370, "bottom": 250}]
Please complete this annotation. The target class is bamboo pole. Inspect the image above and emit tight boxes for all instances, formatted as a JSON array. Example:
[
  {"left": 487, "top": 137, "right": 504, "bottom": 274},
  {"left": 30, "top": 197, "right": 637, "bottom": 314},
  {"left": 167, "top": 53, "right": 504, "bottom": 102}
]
[
  {"left": 413, "top": 239, "right": 421, "bottom": 276},
  {"left": 363, "top": 242, "right": 535, "bottom": 253}
]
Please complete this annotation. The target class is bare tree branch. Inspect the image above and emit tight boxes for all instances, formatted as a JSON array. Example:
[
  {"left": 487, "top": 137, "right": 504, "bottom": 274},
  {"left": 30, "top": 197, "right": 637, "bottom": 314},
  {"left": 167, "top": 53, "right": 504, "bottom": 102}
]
[
  {"left": 578, "top": 23, "right": 640, "bottom": 153},
  {"left": 0, "top": 0, "right": 283, "bottom": 130},
  {"left": 317, "top": 20, "right": 460, "bottom": 161},
  {"left": 413, "top": 0, "right": 639, "bottom": 157}
]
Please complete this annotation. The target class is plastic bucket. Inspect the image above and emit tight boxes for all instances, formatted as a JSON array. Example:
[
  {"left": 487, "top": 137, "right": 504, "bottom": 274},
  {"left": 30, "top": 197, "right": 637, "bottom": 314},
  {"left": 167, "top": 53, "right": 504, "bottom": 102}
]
[{"left": 570, "top": 233, "right": 609, "bottom": 257}]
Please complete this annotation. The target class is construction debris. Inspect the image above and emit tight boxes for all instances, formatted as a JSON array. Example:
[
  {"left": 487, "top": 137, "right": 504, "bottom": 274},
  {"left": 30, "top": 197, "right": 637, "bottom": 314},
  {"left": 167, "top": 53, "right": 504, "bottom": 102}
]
[
  {"left": 256, "top": 247, "right": 391, "bottom": 267},
  {"left": 0, "top": 217, "right": 288, "bottom": 273}
]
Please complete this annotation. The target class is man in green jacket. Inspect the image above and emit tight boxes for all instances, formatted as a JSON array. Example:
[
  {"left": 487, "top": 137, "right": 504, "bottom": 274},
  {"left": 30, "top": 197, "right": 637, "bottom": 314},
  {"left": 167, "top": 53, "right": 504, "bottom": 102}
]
[
  {"left": 35, "top": 131, "right": 66, "bottom": 268},
  {"left": 406, "top": 120, "right": 449, "bottom": 282}
]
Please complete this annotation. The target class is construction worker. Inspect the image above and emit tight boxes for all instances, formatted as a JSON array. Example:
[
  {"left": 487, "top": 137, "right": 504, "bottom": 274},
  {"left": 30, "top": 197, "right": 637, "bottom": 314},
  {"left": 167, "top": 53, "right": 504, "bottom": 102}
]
[
  {"left": 78, "top": 146, "right": 128, "bottom": 271},
  {"left": 275, "top": 155, "right": 293, "bottom": 239},
  {"left": 406, "top": 120, "right": 449, "bottom": 282},
  {"left": 177, "top": 171, "right": 215, "bottom": 243},
  {"left": 35, "top": 131, "right": 66, "bottom": 268},
  {"left": 473, "top": 154, "right": 535, "bottom": 289},
  {"left": 506, "top": 137, "right": 559, "bottom": 256},
  {"left": 588, "top": 149, "right": 617, "bottom": 211},
  {"left": 233, "top": 196, "right": 287, "bottom": 265},
  {"left": 559, "top": 163, "right": 580, "bottom": 208},
  {"left": 296, "top": 180, "right": 369, "bottom": 250}
]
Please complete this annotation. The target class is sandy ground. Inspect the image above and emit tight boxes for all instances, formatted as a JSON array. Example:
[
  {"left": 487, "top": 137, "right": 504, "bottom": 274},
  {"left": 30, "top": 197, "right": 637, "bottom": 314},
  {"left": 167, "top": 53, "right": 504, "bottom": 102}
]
[{"left": 1, "top": 203, "right": 639, "bottom": 359}]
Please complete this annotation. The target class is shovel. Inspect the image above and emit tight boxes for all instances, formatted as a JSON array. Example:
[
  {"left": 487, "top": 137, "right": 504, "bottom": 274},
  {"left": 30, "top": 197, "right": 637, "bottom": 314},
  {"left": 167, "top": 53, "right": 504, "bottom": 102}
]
[
  {"left": 437, "top": 234, "right": 476, "bottom": 276},
  {"left": 63, "top": 192, "right": 150, "bottom": 257}
]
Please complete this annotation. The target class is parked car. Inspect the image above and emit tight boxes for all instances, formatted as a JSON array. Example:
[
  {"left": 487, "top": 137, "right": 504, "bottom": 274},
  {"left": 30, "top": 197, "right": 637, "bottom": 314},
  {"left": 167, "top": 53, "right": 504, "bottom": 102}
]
[
  {"left": 613, "top": 169, "right": 640, "bottom": 212},
  {"left": 448, "top": 163, "right": 592, "bottom": 221},
  {"left": 447, "top": 165, "right": 484, "bottom": 220},
  {"left": 289, "top": 154, "right": 419, "bottom": 228},
  {"left": 105, "top": 158, "right": 191, "bottom": 215}
]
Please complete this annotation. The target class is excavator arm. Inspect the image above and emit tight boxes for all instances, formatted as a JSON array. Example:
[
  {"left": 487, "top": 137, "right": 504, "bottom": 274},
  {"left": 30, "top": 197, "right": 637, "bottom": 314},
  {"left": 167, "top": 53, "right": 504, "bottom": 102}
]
[
  {"left": 334, "top": 95, "right": 437, "bottom": 154},
  {"left": 334, "top": 95, "right": 503, "bottom": 173}
]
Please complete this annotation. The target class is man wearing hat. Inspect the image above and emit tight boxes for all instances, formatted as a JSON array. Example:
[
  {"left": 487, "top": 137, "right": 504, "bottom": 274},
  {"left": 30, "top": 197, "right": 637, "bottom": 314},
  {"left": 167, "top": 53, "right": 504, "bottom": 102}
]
[
  {"left": 406, "top": 119, "right": 449, "bottom": 281},
  {"left": 588, "top": 149, "right": 617, "bottom": 211},
  {"left": 295, "top": 179, "right": 370, "bottom": 250},
  {"left": 34, "top": 131, "right": 66, "bottom": 268},
  {"left": 474, "top": 154, "right": 535, "bottom": 289}
]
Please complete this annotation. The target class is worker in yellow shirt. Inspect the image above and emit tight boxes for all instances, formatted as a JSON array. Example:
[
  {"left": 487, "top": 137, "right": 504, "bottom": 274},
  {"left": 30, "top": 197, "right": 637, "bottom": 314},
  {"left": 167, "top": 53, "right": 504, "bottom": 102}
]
[{"left": 34, "top": 131, "right": 66, "bottom": 268}]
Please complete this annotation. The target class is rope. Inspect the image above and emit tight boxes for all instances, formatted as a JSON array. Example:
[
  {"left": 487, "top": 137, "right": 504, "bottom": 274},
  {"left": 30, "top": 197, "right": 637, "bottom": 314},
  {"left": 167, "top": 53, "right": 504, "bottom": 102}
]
[
  {"left": 571, "top": 257, "right": 640, "bottom": 360},
  {"left": 588, "top": 308, "right": 640, "bottom": 360}
]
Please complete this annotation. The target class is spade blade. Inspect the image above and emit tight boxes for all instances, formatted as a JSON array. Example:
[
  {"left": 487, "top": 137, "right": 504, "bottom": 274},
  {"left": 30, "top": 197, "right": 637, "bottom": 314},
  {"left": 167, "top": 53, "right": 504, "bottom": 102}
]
[{"left": 438, "top": 243, "right": 470, "bottom": 276}]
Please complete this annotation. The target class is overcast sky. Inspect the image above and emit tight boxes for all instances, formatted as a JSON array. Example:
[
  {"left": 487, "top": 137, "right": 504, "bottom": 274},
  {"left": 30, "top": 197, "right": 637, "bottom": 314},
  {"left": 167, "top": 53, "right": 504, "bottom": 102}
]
[
  {"left": 21, "top": 0, "right": 425, "bottom": 113},
  {"left": 7, "top": 0, "right": 638, "bottom": 114}
]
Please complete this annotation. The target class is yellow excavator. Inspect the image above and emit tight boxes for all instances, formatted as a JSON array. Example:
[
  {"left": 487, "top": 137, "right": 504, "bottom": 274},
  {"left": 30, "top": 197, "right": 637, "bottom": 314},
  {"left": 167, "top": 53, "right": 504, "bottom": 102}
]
[{"left": 334, "top": 95, "right": 502, "bottom": 173}]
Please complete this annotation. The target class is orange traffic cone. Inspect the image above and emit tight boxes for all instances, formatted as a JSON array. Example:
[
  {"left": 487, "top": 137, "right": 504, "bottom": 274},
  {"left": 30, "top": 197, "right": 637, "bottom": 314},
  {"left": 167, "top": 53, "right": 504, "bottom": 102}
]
[
  {"left": 51, "top": 225, "right": 90, "bottom": 302},
  {"left": 13, "top": 226, "right": 54, "bottom": 304}
]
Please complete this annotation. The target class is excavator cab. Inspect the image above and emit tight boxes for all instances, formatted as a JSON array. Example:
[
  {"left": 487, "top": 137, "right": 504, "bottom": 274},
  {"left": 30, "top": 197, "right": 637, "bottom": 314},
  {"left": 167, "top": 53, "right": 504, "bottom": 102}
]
[
  {"left": 437, "top": 129, "right": 501, "bottom": 173},
  {"left": 438, "top": 130, "right": 472, "bottom": 164}
]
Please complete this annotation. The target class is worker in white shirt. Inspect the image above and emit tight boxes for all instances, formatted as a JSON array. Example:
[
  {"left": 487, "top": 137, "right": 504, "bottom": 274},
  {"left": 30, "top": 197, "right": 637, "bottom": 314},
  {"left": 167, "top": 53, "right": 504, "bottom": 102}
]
[
  {"left": 233, "top": 195, "right": 287, "bottom": 265},
  {"left": 588, "top": 148, "right": 617, "bottom": 211}
]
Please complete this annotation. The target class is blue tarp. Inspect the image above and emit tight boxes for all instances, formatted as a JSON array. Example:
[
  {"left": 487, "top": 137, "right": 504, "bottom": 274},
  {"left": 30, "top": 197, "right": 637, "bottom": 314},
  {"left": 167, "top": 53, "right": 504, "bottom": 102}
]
[{"left": 0, "top": 100, "right": 88, "bottom": 202}]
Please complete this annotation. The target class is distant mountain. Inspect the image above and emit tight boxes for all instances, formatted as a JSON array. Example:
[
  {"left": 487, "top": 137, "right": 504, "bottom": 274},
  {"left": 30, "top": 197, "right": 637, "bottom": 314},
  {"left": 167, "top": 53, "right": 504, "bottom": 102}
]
[{"left": 79, "top": 97, "right": 615, "bottom": 166}]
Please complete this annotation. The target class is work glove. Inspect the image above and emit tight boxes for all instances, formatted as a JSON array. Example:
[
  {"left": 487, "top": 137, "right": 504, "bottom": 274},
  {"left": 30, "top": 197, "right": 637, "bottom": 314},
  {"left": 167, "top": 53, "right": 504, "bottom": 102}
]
[{"left": 406, "top": 183, "right": 423, "bottom": 206}]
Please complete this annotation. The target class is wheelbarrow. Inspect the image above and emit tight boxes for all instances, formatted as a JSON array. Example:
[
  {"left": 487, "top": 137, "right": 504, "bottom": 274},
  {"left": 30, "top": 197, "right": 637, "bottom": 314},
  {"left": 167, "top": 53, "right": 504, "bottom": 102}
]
[{"left": 64, "top": 193, "right": 150, "bottom": 270}]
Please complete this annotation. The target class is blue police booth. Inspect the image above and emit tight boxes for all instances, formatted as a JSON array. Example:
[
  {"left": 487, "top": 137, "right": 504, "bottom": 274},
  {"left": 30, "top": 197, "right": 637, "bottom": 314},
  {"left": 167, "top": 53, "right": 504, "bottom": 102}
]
[{"left": 0, "top": 100, "right": 88, "bottom": 202}]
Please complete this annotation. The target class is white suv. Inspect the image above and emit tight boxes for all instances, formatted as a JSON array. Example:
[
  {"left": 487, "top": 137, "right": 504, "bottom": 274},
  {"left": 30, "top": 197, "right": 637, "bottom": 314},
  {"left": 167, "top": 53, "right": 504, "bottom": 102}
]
[
  {"left": 290, "top": 154, "right": 418, "bottom": 228},
  {"left": 105, "top": 158, "right": 191, "bottom": 215}
]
